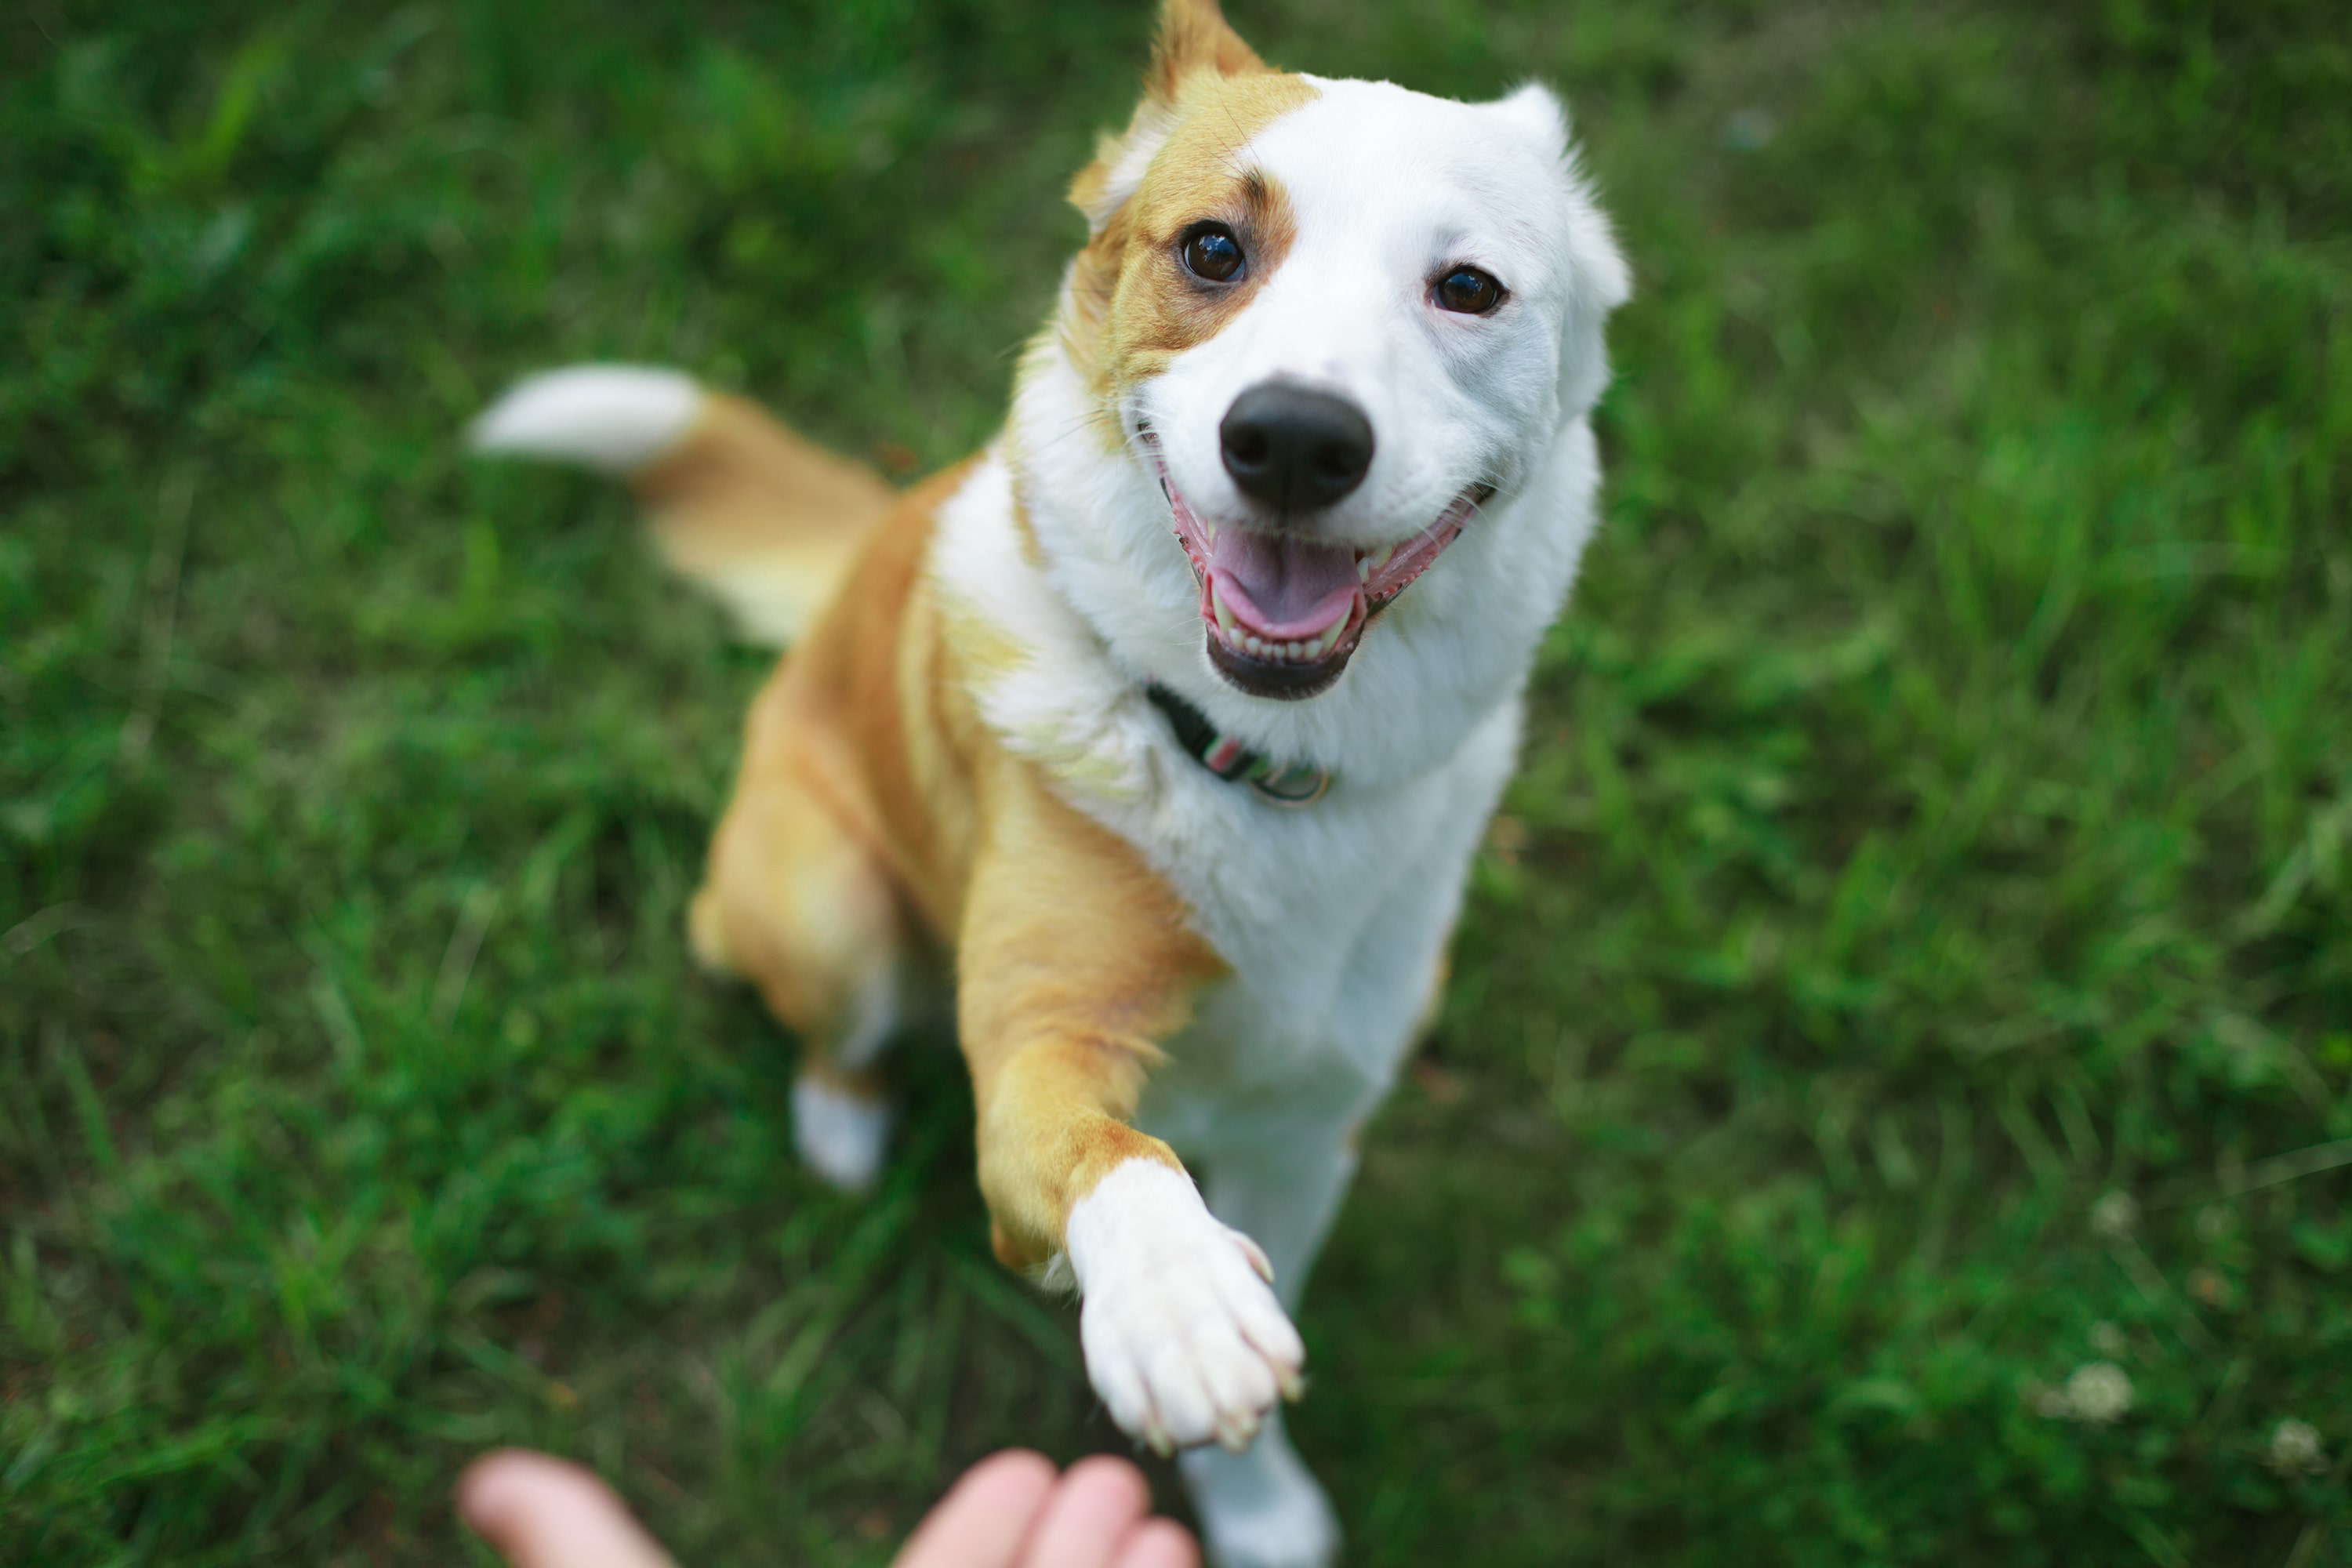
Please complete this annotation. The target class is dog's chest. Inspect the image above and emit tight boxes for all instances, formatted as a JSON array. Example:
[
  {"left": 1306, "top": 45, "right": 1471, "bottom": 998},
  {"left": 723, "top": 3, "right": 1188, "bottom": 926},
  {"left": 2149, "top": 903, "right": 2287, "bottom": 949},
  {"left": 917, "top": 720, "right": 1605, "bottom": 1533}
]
[
  {"left": 1103, "top": 699, "right": 1521, "bottom": 1150},
  {"left": 933, "top": 453, "right": 1520, "bottom": 1134}
]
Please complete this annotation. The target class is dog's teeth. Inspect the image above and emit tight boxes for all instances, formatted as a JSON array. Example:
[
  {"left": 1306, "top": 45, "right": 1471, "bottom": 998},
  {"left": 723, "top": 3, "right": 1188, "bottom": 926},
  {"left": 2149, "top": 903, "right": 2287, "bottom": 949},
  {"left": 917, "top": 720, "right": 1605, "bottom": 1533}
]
[
  {"left": 1244, "top": 634, "right": 1264, "bottom": 656},
  {"left": 1358, "top": 556, "right": 1371, "bottom": 583},
  {"left": 1368, "top": 544, "right": 1395, "bottom": 572},
  {"left": 1212, "top": 583, "right": 1238, "bottom": 640},
  {"left": 1286, "top": 641, "right": 1303, "bottom": 660}
]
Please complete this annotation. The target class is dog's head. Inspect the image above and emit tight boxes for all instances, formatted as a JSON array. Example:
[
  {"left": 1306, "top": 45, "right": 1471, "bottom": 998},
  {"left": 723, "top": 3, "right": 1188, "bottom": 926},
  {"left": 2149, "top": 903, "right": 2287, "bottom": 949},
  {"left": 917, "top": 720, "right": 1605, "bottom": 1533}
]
[{"left": 1045, "top": 0, "right": 1628, "bottom": 704}]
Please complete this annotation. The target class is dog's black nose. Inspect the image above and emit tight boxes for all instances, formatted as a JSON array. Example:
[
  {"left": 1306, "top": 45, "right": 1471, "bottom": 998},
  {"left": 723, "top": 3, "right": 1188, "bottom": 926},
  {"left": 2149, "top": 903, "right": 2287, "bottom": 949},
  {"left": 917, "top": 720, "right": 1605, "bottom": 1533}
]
[{"left": 1219, "top": 383, "right": 1374, "bottom": 512}]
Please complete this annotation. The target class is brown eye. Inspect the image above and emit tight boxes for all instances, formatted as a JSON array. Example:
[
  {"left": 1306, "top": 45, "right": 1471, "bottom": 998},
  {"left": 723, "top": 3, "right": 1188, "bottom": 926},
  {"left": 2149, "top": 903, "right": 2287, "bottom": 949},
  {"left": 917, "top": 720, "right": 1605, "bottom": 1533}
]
[
  {"left": 1435, "top": 266, "right": 1504, "bottom": 314},
  {"left": 1181, "top": 223, "right": 1245, "bottom": 284}
]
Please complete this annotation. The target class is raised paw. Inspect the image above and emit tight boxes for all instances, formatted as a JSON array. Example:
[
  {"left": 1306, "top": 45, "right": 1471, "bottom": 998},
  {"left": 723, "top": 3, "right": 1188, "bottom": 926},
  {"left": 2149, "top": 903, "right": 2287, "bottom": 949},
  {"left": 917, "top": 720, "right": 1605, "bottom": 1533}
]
[{"left": 1063, "top": 1159, "right": 1306, "bottom": 1455}]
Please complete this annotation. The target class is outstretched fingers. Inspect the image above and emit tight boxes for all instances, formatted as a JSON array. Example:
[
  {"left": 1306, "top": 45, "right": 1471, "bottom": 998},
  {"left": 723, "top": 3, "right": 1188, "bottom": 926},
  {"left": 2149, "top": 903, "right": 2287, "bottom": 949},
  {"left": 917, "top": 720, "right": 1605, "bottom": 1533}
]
[
  {"left": 895, "top": 1452, "right": 1197, "bottom": 1568},
  {"left": 459, "top": 1447, "right": 1196, "bottom": 1568},
  {"left": 1113, "top": 1518, "right": 1201, "bottom": 1568},
  {"left": 892, "top": 1450, "right": 1061, "bottom": 1568}
]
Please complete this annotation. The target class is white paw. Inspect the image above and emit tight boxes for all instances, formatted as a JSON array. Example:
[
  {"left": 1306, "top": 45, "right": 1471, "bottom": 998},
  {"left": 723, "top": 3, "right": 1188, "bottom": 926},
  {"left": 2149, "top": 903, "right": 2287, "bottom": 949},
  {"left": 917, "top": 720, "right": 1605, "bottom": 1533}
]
[
  {"left": 1064, "top": 1160, "right": 1305, "bottom": 1454},
  {"left": 1181, "top": 1430, "right": 1340, "bottom": 1568},
  {"left": 792, "top": 1076, "right": 891, "bottom": 1191}
]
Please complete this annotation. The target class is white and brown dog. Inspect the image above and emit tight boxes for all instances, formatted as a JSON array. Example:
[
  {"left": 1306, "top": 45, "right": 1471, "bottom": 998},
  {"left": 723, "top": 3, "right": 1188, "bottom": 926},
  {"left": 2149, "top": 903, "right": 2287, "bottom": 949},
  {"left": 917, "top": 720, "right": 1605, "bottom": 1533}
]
[{"left": 471, "top": 3, "right": 1624, "bottom": 1562}]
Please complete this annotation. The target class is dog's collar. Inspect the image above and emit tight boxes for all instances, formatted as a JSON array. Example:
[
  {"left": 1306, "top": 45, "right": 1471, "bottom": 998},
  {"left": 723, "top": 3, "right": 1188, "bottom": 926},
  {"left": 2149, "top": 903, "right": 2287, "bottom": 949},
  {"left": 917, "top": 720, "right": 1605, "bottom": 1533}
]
[{"left": 1145, "top": 683, "right": 1331, "bottom": 807}]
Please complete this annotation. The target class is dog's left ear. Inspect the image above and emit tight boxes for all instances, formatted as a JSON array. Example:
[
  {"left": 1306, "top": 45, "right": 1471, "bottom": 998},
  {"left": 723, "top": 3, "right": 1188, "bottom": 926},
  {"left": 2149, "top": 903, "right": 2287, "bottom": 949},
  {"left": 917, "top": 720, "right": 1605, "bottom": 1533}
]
[
  {"left": 1071, "top": 0, "right": 1272, "bottom": 234},
  {"left": 1490, "top": 82, "right": 1631, "bottom": 416}
]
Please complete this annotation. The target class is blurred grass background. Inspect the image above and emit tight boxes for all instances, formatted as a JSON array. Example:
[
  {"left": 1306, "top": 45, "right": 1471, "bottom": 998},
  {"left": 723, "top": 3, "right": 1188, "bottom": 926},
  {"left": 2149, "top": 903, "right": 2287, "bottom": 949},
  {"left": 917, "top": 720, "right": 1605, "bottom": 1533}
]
[{"left": 4, "top": 0, "right": 2350, "bottom": 1563}]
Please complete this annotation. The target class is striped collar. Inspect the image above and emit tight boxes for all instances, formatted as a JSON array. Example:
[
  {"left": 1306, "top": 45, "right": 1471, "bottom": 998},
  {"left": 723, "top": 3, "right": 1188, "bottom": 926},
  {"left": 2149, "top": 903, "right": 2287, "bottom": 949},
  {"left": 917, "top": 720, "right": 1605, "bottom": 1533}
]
[{"left": 1145, "top": 683, "right": 1332, "bottom": 806}]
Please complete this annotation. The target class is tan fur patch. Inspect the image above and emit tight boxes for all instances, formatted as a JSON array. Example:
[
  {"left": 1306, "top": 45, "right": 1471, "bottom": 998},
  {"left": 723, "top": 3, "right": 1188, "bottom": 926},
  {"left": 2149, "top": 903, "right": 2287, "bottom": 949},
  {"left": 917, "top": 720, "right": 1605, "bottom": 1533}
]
[
  {"left": 1061, "top": 3, "right": 1318, "bottom": 396},
  {"left": 1148, "top": 0, "right": 1269, "bottom": 100},
  {"left": 956, "top": 742, "right": 1221, "bottom": 1266},
  {"left": 693, "top": 450, "right": 1225, "bottom": 1264},
  {"left": 630, "top": 393, "right": 897, "bottom": 643}
]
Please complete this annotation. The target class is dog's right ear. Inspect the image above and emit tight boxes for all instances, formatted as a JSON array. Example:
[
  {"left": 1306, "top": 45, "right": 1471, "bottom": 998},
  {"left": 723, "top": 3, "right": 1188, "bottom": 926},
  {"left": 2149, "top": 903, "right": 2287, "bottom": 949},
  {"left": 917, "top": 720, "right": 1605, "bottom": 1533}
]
[
  {"left": 1145, "top": 0, "right": 1266, "bottom": 101},
  {"left": 1070, "top": 0, "right": 1270, "bottom": 234}
]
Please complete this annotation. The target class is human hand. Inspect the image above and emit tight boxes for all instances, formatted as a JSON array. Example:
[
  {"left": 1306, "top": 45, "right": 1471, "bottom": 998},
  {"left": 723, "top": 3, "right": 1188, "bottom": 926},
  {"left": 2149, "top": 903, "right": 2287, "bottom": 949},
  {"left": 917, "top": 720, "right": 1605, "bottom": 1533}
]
[
  {"left": 891, "top": 1450, "right": 1196, "bottom": 1568},
  {"left": 458, "top": 1446, "right": 1198, "bottom": 1568}
]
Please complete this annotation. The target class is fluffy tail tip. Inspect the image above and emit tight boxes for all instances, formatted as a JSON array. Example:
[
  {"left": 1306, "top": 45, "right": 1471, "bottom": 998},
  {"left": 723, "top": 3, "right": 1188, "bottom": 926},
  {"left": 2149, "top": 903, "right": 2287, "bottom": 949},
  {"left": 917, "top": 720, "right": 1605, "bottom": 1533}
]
[{"left": 468, "top": 365, "right": 703, "bottom": 474}]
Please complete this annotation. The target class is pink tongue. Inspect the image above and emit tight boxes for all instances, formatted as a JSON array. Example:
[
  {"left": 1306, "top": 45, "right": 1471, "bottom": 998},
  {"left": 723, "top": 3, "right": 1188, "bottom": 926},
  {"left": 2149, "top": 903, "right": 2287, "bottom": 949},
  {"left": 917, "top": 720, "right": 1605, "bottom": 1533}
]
[{"left": 1207, "top": 529, "right": 1361, "bottom": 639}]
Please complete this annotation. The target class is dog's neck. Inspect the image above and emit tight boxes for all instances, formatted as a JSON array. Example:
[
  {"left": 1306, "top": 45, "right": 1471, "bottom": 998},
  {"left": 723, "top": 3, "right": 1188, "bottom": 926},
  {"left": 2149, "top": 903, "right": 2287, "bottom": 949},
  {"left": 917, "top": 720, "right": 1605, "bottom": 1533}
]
[{"left": 985, "top": 326, "right": 1606, "bottom": 792}]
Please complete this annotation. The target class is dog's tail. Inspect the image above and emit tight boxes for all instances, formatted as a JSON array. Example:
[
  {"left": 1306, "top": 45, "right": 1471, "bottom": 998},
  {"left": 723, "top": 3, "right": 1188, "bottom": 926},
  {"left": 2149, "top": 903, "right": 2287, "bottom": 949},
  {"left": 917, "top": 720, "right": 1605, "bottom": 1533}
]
[{"left": 469, "top": 365, "right": 896, "bottom": 645}]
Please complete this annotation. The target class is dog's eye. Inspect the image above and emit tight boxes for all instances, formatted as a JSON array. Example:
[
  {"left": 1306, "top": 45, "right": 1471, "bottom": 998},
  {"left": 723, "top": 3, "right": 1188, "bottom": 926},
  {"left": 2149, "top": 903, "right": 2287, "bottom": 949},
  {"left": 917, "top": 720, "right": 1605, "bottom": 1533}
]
[
  {"left": 1180, "top": 223, "right": 1246, "bottom": 284},
  {"left": 1434, "top": 267, "right": 1504, "bottom": 314}
]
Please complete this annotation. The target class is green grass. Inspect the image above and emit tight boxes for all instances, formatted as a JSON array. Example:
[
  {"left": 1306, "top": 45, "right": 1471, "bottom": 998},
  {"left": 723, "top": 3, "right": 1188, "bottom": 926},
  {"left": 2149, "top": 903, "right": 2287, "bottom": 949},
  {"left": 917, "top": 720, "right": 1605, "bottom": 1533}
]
[{"left": 5, "top": 0, "right": 2350, "bottom": 1563}]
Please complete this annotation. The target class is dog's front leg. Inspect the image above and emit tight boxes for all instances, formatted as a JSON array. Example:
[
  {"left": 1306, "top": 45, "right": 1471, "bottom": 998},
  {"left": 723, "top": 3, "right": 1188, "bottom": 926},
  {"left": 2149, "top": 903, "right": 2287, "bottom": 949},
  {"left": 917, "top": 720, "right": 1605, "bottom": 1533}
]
[{"left": 958, "top": 754, "right": 1303, "bottom": 1454}]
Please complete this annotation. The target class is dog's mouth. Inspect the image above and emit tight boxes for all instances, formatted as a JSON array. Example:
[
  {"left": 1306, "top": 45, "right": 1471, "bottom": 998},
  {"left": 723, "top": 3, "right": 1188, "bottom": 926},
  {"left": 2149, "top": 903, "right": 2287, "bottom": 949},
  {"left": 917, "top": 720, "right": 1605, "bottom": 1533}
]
[{"left": 1141, "top": 437, "right": 1492, "bottom": 702}]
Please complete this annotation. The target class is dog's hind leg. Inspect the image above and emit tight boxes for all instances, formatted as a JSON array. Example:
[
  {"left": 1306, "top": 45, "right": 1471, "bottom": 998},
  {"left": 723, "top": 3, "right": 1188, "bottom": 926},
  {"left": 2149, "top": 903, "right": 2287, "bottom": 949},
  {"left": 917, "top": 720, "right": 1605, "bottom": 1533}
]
[{"left": 690, "top": 739, "right": 909, "bottom": 1193}]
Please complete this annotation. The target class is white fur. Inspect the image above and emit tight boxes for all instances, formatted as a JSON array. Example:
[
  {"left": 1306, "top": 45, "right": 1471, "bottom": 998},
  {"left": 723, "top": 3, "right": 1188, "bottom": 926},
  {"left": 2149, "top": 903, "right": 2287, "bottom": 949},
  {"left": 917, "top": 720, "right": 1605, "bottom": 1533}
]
[
  {"left": 791, "top": 964, "right": 902, "bottom": 1189},
  {"left": 1064, "top": 1159, "right": 1305, "bottom": 1454},
  {"left": 1181, "top": 1417, "right": 1342, "bottom": 1568},
  {"left": 792, "top": 1076, "right": 892, "bottom": 1192},
  {"left": 470, "top": 365, "right": 703, "bottom": 474},
  {"left": 934, "top": 71, "right": 1625, "bottom": 1568},
  {"left": 1079, "top": 103, "right": 1181, "bottom": 234}
]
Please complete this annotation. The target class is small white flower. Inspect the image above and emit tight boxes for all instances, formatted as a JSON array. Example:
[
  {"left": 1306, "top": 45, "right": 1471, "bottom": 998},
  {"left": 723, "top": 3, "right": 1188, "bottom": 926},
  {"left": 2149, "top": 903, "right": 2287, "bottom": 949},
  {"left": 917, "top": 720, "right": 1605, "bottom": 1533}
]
[
  {"left": 2089, "top": 1321, "right": 2128, "bottom": 1357},
  {"left": 2055, "top": 1361, "right": 2133, "bottom": 1424},
  {"left": 2270, "top": 1419, "right": 2326, "bottom": 1475},
  {"left": 2090, "top": 1191, "right": 2139, "bottom": 1241}
]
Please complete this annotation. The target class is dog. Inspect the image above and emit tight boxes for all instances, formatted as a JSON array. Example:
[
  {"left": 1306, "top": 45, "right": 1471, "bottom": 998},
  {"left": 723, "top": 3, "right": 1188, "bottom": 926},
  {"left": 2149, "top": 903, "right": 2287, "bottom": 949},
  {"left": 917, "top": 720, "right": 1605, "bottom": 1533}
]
[{"left": 470, "top": 3, "right": 1625, "bottom": 1562}]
